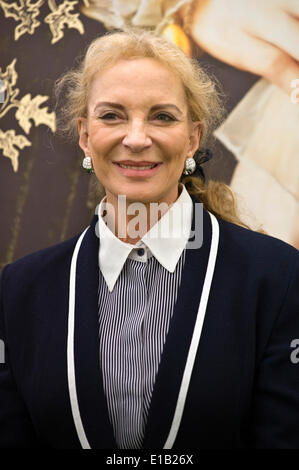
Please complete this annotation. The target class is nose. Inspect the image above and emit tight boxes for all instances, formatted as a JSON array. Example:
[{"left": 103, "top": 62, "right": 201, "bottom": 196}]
[{"left": 122, "top": 119, "right": 152, "bottom": 152}]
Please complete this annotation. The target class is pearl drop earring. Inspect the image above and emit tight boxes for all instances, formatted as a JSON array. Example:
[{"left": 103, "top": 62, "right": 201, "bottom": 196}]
[
  {"left": 183, "top": 157, "right": 196, "bottom": 175},
  {"left": 82, "top": 156, "right": 94, "bottom": 174}
]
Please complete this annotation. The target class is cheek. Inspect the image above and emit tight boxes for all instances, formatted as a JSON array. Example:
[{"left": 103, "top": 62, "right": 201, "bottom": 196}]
[
  {"left": 165, "top": 154, "right": 186, "bottom": 180},
  {"left": 168, "top": 138, "right": 189, "bottom": 164},
  {"left": 166, "top": 129, "right": 189, "bottom": 155},
  {"left": 88, "top": 124, "right": 115, "bottom": 153}
]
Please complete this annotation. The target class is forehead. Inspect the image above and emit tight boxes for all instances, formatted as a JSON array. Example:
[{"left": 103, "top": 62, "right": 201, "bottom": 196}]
[{"left": 88, "top": 58, "right": 187, "bottom": 107}]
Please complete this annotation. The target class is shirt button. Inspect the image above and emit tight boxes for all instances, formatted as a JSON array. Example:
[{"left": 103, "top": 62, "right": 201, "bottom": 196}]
[{"left": 137, "top": 248, "right": 145, "bottom": 256}]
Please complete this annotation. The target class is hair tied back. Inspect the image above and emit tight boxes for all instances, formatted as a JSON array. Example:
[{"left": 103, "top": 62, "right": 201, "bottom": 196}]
[{"left": 192, "top": 148, "right": 213, "bottom": 181}]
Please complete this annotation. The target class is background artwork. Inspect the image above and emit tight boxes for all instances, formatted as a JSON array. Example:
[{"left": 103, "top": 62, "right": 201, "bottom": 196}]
[{"left": 1, "top": 0, "right": 298, "bottom": 271}]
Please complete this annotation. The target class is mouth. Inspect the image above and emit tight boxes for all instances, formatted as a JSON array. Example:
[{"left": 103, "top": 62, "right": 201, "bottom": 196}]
[{"left": 113, "top": 162, "right": 163, "bottom": 177}]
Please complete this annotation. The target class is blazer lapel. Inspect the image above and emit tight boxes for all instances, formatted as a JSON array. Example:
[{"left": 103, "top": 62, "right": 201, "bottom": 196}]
[
  {"left": 70, "top": 213, "right": 117, "bottom": 449},
  {"left": 143, "top": 198, "right": 215, "bottom": 448}
]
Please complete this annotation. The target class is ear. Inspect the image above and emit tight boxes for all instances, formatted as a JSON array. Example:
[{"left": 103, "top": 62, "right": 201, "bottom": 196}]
[
  {"left": 188, "top": 121, "right": 201, "bottom": 156},
  {"left": 78, "top": 117, "right": 90, "bottom": 155}
]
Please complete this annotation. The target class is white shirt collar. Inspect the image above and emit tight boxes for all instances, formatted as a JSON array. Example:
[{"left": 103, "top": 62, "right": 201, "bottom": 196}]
[{"left": 97, "top": 184, "right": 193, "bottom": 292}]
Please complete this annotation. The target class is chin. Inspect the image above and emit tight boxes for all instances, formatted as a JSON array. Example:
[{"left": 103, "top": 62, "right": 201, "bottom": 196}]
[
  {"left": 114, "top": 182, "right": 156, "bottom": 200},
  {"left": 124, "top": 190, "right": 156, "bottom": 205}
]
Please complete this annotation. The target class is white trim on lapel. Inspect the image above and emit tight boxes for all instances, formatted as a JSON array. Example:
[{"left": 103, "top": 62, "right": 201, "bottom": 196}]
[
  {"left": 163, "top": 211, "right": 220, "bottom": 449},
  {"left": 67, "top": 226, "right": 91, "bottom": 450}
]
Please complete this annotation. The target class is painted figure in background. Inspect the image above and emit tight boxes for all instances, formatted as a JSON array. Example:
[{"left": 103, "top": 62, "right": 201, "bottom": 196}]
[{"left": 80, "top": 0, "right": 299, "bottom": 248}]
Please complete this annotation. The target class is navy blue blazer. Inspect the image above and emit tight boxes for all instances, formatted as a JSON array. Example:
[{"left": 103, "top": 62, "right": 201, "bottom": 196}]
[{"left": 0, "top": 195, "right": 299, "bottom": 449}]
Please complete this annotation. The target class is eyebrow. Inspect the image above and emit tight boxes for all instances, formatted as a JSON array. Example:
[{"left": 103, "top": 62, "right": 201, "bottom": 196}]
[{"left": 93, "top": 101, "right": 184, "bottom": 116}]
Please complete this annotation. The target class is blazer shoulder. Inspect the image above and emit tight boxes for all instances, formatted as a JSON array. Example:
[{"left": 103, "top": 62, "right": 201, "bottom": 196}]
[
  {"left": 217, "top": 215, "right": 298, "bottom": 258},
  {"left": 215, "top": 215, "right": 299, "bottom": 282},
  {"left": 1, "top": 230, "right": 85, "bottom": 285}
]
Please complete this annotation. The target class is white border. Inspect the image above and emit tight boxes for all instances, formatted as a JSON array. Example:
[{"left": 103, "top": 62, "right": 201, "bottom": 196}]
[
  {"left": 67, "top": 227, "right": 91, "bottom": 449},
  {"left": 163, "top": 212, "right": 219, "bottom": 448}
]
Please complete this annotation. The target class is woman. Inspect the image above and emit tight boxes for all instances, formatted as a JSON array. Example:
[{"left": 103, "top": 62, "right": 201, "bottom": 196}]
[{"left": 0, "top": 30, "right": 298, "bottom": 449}]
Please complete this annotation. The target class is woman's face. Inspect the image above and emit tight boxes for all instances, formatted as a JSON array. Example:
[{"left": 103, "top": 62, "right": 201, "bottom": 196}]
[{"left": 78, "top": 57, "right": 201, "bottom": 207}]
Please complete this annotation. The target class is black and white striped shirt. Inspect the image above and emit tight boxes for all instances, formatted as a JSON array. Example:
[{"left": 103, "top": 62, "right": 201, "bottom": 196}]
[{"left": 97, "top": 184, "right": 192, "bottom": 449}]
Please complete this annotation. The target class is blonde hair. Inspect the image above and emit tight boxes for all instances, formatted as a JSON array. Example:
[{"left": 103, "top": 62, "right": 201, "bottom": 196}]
[{"left": 54, "top": 28, "right": 265, "bottom": 233}]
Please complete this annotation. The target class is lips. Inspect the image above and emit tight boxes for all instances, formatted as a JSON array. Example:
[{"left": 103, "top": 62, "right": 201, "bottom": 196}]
[
  {"left": 113, "top": 160, "right": 160, "bottom": 167},
  {"left": 113, "top": 161, "right": 163, "bottom": 177},
  {"left": 118, "top": 163, "right": 156, "bottom": 169}
]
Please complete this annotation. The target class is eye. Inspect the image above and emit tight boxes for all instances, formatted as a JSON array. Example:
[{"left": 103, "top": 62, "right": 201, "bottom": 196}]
[
  {"left": 99, "top": 112, "right": 121, "bottom": 120},
  {"left": 154, "top": 113, "right": 176, "bottom": 122}
]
